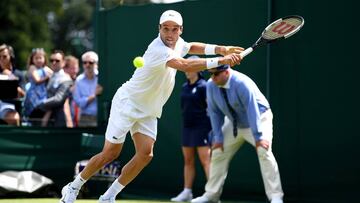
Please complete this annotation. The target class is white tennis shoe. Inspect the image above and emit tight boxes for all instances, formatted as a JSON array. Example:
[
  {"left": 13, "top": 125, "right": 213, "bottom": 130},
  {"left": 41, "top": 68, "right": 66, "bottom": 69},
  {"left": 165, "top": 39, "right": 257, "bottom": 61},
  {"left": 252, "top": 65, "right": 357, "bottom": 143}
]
[
  {"left": 191, "top": 195, "right": 220, "bottom": 203},
  {"left": 271, "top": 197, "right": 283, "bottom": 203},
  {"left": 171, "top": 190, "right": 193, "bottom": 202},
  {"left": 59, "top": 183, "right": 79, "bottom": 203},
  {"left": 98, "top": 195, "right": 116, "bottom": 203}
]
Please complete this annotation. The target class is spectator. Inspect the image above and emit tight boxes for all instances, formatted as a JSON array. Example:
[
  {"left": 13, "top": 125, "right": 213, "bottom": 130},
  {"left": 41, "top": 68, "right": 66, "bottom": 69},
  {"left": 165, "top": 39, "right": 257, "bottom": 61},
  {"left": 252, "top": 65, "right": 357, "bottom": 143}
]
[
  {"left": 73, "top": 51, "right": 103, "bottom": 127},
  {"left": 64, "top": 55, "right": 80, "bottom": 126},
  {"left": 171, "top": 56, "right": 211, "bottom": 202},
  {"left": 23, "top": 48, "right": 53, "bottom": 125},
  {"left": 0, "top": 99, "right": 20, "bottom": 126},
  {"left": 0, "top": 44, "right": 25, "bottom": 98},
  {"left": 36, "top": 50, "right": 73, "bottom": 127},
  {"left": 64, "top": 55, "right": 80, "bottom": 81}
]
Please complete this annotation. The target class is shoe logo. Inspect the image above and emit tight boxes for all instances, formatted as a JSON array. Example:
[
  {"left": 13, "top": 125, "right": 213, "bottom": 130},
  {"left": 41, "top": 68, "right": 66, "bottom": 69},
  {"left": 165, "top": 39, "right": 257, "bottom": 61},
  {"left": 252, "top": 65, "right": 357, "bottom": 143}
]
[{"left": 101, "top": 197, "right": 112, "bottom": 200}]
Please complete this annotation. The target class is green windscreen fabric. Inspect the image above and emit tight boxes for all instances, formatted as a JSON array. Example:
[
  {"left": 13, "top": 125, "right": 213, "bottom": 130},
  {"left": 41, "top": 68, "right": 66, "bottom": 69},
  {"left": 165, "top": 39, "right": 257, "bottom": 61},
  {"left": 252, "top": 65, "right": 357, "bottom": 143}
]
[
  {"left": 269, "top": 0, "right": 359, "bottom": 202},
  {"left": 0, "top": 127, "right": 102, "bottom": 188}
]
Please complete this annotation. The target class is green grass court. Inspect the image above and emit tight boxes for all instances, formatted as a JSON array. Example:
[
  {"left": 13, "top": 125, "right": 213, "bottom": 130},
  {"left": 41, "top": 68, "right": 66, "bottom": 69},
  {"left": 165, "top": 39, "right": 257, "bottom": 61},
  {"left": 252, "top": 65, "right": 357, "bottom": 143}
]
[
  {"left": 0, "top": 199, "right": 259, "bottom": 203},
  {"left": 0, "top": 200, "right": 159, "bottom": 203},
  {"left": 0, "top": 199, "right": 163, "bottom": 203}
]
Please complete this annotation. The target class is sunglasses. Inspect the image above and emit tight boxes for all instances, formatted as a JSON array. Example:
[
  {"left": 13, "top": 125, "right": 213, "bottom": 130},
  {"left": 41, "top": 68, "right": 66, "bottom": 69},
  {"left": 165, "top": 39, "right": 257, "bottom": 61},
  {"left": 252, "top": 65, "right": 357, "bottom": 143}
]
[
  {"left": 83, "top": 61, "right": 95, "bottom": 65},
  {"left": 50, "top": 59, "right": 60, "bottom": 63},
  {"left": 210, "top": 70, "right": 225, "bottom": 77}
]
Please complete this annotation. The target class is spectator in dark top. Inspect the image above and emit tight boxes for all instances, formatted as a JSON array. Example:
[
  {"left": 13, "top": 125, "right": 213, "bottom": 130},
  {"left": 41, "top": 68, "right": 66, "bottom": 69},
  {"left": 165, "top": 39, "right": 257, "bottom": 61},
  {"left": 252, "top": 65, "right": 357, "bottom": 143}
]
[
  {"left": 171, "top": 56, "right": 212, "bottom": 202},
  {"left": 0, "top": 44, "right": 25, "bottom": 98}
]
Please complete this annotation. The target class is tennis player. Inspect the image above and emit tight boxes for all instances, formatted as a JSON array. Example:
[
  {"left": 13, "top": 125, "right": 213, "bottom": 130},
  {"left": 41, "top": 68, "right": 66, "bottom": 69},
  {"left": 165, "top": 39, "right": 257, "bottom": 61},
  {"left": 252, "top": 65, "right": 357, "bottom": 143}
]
[{"left": 60, "top": 10, "right": 243, "bottom": 203}]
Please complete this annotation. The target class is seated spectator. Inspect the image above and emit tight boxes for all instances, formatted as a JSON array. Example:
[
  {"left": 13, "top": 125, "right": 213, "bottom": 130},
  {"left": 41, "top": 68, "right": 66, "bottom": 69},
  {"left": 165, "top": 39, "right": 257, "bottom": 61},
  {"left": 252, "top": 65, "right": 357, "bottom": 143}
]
[
  {"left": 35, "top": 50, "right": 73, "bottom": 127},
  {"left": 0, "top": 44, "right": 25, "bottom": 98},
  {"left": 23, "top": 48, "right": 53, "bottom": 126},
  {"left": 73, "top": 51, "right": 102, "bottom": 127},
  {"left": 0, "top": 99, "right": 20, "bottom": 126}
]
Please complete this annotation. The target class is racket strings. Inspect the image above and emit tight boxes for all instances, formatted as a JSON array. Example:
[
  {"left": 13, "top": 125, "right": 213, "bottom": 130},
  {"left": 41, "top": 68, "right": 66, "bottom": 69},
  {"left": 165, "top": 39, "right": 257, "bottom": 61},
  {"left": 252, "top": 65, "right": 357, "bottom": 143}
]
[{"left": 263, "top": 18, "right": 303, "bottom": 40}]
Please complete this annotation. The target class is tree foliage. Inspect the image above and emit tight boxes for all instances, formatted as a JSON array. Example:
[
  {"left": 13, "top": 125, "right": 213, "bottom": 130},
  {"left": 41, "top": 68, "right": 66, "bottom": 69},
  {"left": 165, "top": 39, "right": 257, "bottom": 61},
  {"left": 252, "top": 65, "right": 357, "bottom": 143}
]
[
  {"left": 0, "top": 0, "right": 62, "bottom": 69},
  {"left": 50, "top": 0, "right": 94, "bottom": 60},
  {"left": 0, "top": 0, "right": 154, "bottom": 69}
]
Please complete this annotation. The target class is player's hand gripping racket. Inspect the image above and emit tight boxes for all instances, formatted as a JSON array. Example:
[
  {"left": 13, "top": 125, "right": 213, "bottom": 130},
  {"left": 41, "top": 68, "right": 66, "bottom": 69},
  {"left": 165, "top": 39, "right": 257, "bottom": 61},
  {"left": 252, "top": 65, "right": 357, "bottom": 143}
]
[{"left": 240, "top": 15, "right": 304, "bottom": 58}]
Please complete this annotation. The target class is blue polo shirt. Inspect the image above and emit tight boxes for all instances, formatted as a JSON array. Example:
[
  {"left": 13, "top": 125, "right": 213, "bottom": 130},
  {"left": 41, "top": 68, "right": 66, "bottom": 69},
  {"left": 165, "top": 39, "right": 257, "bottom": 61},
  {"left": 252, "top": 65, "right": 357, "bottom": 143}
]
[{"left": 73, "top": 73, "right": 98, "bottom": 116}]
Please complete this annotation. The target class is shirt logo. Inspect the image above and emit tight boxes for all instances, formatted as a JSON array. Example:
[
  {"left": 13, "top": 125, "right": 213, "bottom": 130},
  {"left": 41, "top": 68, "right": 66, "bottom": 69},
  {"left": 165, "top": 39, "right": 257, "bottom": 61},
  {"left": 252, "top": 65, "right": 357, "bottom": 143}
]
[{"left": 192, "top": 87, "right": 197, "bottom": 94}]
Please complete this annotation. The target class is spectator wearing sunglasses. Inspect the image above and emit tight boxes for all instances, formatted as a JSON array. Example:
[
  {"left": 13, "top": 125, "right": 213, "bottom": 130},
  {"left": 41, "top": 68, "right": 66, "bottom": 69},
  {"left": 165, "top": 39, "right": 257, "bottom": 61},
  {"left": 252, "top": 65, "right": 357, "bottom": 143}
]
[
  {"left": 36, "top": 50, "right": 73, "bottom": 127},
  {"left": 73, "top": 51, "right": 103, "bottom": 127},
  {"left": 192, "top": 65, "right": 284, "bottom": 203}
]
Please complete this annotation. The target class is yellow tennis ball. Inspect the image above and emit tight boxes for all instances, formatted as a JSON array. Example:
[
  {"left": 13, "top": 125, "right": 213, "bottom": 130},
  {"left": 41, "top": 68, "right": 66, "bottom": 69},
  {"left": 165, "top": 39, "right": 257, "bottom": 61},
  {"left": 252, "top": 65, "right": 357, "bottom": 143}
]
[{"left": 133, "top": 56, "right": 144, "bottom": 68}]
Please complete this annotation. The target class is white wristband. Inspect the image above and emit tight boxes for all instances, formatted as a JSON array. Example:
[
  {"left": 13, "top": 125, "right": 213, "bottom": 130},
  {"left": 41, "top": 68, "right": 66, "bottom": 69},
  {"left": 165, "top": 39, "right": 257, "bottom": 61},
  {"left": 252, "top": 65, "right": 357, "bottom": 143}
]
[
  {"left": 206, "top": 57, "right": 219, "bottom": 69},
  {"left": 205, "top": 44, "right": 217, "bottom": 55}
]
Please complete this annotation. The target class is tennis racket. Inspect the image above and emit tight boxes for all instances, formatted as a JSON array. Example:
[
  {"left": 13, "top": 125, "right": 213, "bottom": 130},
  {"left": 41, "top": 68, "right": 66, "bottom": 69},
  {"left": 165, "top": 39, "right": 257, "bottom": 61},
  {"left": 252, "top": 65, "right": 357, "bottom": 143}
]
[{"left": 240, "top": 15, "right": 305, "bottom": 58}]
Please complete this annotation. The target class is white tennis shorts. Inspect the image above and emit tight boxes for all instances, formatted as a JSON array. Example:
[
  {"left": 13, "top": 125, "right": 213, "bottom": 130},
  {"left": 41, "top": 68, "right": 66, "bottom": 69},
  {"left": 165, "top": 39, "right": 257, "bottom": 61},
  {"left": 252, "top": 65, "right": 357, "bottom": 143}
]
[{"left": 105, "top": 90, "right": 157, "bottom": 144}]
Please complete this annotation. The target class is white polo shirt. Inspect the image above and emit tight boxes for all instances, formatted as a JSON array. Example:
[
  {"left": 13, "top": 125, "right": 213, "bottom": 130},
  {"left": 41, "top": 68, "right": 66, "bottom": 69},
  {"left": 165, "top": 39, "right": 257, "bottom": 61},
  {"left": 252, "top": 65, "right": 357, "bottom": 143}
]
[{"left": 119, "top": 35, "right": 190, "bottom": 118}]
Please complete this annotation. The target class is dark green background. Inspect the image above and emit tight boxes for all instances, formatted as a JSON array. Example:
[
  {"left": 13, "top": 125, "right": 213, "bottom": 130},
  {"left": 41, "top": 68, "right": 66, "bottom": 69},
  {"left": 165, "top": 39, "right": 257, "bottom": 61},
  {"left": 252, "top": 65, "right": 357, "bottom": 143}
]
[{"left": 0, "top": 0, "right": 358, "bottom": 202}]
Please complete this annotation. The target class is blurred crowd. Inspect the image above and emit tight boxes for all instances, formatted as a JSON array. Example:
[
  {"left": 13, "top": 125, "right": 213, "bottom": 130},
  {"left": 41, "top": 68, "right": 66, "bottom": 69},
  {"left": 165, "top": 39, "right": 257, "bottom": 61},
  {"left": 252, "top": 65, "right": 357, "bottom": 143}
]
[{"left": 0, "top": 43, "right": 102, "bottom": 127}]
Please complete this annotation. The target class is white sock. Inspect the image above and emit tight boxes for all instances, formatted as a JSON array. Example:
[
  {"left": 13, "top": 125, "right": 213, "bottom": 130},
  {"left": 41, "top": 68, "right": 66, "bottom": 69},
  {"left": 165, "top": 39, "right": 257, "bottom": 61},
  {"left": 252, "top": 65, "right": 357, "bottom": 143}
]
[
  {"left": 102, "top": 179, "right": 125, "bottom": 199},
  {"left": 183, "top": 188, "right": 192, "bottom": 193},
  {"left": 70, "top": 174, "right": 87, "bottom": 190}
]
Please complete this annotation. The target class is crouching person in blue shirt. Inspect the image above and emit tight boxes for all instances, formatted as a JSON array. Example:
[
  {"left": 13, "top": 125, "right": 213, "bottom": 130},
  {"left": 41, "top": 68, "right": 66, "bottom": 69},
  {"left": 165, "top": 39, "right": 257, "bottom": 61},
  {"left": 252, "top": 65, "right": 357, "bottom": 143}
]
[{"left": 191, "top": 65, "right": 283, "bottom": 203}]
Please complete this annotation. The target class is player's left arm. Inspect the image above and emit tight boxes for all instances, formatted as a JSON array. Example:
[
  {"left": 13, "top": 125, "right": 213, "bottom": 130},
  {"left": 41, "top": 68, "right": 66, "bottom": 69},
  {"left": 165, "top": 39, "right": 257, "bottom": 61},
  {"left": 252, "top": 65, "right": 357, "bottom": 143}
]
[
  {"left": 166, "top": 57, "right": 207, "bottom": 72},
  {"left": 188, "top": 42, "right": 244, "bottom": 56},
  {"left": 167, "top": 54, "right": 241, "bottom": 72}
]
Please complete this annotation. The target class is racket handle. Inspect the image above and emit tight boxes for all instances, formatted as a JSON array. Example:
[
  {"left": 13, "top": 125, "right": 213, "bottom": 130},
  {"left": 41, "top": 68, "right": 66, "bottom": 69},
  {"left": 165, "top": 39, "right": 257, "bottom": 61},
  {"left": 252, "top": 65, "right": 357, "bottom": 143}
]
[{"left": 240, "top": 47, "right": 253, "bottom": 58}]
